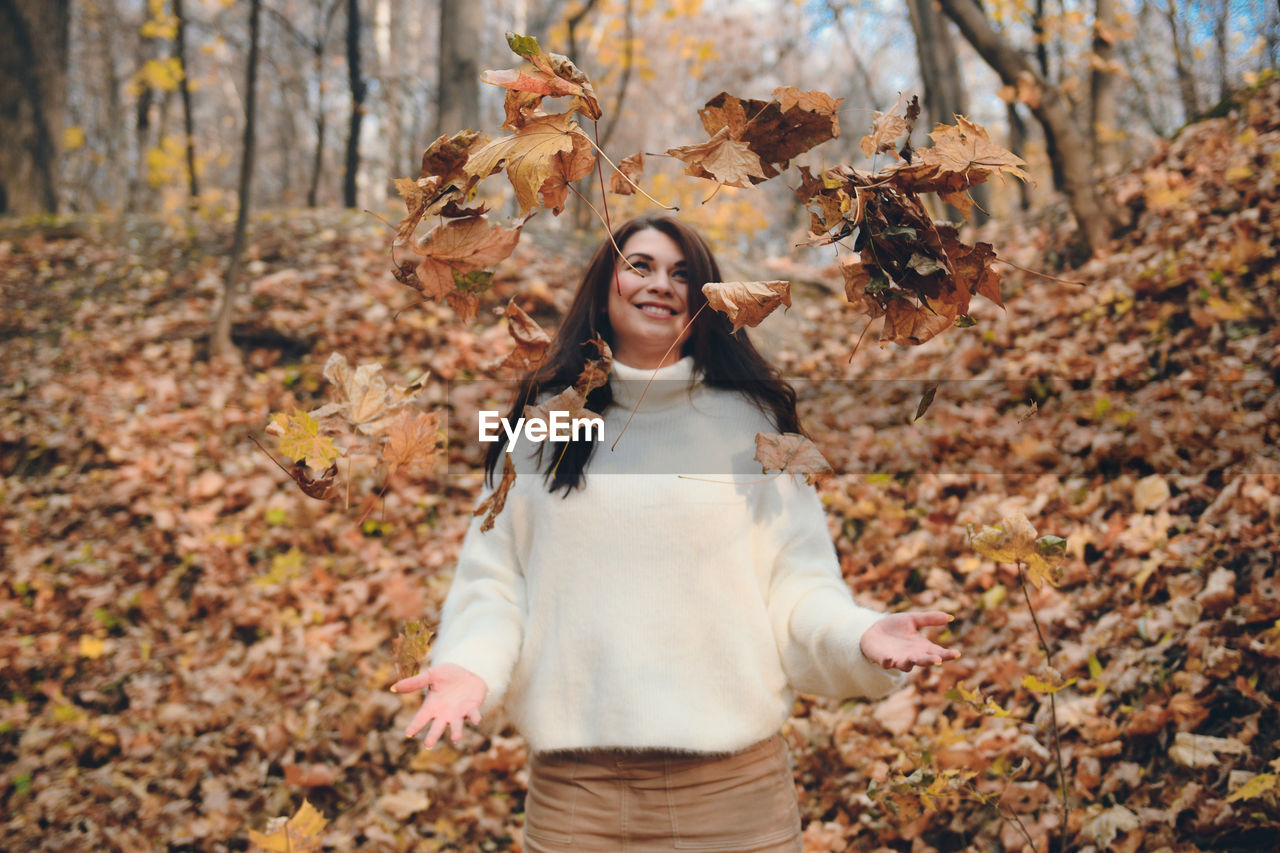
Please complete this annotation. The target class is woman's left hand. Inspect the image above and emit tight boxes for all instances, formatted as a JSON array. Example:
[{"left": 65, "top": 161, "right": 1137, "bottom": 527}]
[{"left": 860, "top": 611, "right": 960, "bottom": 672}]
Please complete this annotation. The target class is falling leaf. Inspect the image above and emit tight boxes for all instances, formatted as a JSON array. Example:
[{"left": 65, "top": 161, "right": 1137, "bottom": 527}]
[
  {"left": 382, "top": 410, "right": 442, "bottom": 478},
  {"left": 666, "top": 127, "right": 770, "bottom": 188},
  {"left": 274, "top": 409, "right": 340, "bottom": 471},
  {"left": 574, "top": 334, "right": 613, "bottom": 394},
  {"left": 421, "top": 129, "right": 489, "bottom": 185},
  {"left": 488, "top": 32, "right": 601, "bottom": 121},
  {"left": 464, "top": 112, "right": 595, "bottom": 213},
  {"left": 608, "top": 152, "right": 645, "bottom": 196},
  {"left": 410, "top": 215, "right": 529, "bottom": 306},
  {"left": 860, "top": 93, "right": 913, "bottom": 158},
  {"left": 311, "top": 353, "right": 421, "bottom": 436},
  {"left": 474, "top": 454, "right": 517, "bottom": 533},
  {"left": 248, "top": 799, "right": 327, "bottom": 852},
  {"left": 290, "top": 462, "right": 339, "bottom": 501},
  {"left": 702, "top": 280, "right": 792, "bottom": 333},
  {"left": 391, "top": 618, "right": 434, "bottom": 681},
  {"left": 754, "top": 433, "right": 833, "bottom": 485},
  {"left": 490, "top": 299, "right": 552, "bottom": 372},
  {"left": 914, "top": 383, "right": 938, "bottom": 421},
  {"left": 536, "top": 133, "right": 597, "bottom": 215}
]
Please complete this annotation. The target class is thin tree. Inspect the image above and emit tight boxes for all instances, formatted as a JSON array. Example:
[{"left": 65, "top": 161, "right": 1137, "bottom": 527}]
[
  {"left": 1090, "top": 0, "right": 1118, "bottom": 176},
  {"left": 342, "top": 0, "right": 365, "bottom": 208},
  {"left": 173, "top": 0, "right": 200, "bottom": 204},
  {"left": 212, "top": 0, "right": 263, "bottom": 363},
  {"left": 1162, "top": 0, "right": 1200, "bottom": 121},
  {"left": 434, "top": 0, "right": 482, "bottom": 138},
  {"left": 936, "top": 0, "right": 1111, "bottom": 258}
]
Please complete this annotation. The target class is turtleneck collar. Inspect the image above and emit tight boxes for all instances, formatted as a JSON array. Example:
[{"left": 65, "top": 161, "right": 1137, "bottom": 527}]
[{"left": 610, "top": 355, "right": 699, "bottom": 412}]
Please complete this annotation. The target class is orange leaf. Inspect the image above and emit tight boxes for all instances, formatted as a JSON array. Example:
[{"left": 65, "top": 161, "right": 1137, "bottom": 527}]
[
  {"left": 491, "top": 299, "right": 552, "bottom": 372},
  {"left": 608, "top": 152, "right": 645, "bottom": 196},
  {"left": 702, "top": 280, "right": 792, "bottom": 333},
  {"left": 754, "top": 433, "right": 833, "bottom": 485},
  {"left": 464, "top": 112, "right": 594, "bottom": 213},
  {"left": 412, "top": 215, "right": 527, "bottom": 301},
  {"left": 382, "top": 410, "right": 442, "bottom": 478},
  {"left": 666, "top": 127, "right": 769, "bottom": 188},
  {"left": 474, "top": 454, "right": 517, "bottom": 533}
]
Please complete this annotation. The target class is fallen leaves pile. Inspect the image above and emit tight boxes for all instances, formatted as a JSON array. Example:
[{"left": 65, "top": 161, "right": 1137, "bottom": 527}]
[{"left": 2, "top": 77, "right": 1278, "bottom": 851}]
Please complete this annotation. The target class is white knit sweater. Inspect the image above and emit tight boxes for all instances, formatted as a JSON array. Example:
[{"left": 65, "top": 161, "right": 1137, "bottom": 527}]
[{"left": 430, "top": 356, "right": 904, "bottom": 754}]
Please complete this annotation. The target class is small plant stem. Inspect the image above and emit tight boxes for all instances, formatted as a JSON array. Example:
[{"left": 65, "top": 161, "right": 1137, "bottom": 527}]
[
  {"left": 580, "top": 126, "right": 676, "bottom": 211},
  {"left": 993, "top": 256, "right": 1086, "bottom": 286},
  {"left": 1018, "top": 561, "right": 1069, "bottom": 853},
  {"left": 566, "top": 183, "right": 644, "bottom": 278}
]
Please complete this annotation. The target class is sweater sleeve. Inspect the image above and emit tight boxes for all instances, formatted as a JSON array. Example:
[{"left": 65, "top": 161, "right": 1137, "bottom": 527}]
[
  {"left": 763, "top": 476, "right": 906, "bottom": 700},
  {"left": 428, "top": 490, "right": 526, "bottom": 713}
]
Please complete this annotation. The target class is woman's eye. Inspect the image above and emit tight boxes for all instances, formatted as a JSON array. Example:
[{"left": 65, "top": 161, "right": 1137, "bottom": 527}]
[{"left": 671, "top": 269, "right": 688, "bottom": 282}]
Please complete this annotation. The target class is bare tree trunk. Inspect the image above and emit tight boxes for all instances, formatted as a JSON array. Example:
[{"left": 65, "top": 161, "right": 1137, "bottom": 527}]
[
  {"left": 212, "top": 0, "right": 263, "bottom": 364},
  {"left": 937, "top": 0, "right": 1110, "bottom": 258},
  {"left": 434, "top": 0, "right": 483, "bottom": 137},
  {"left": 1164, "top": 0, "right": 1199, "bottom": 120},
  {"left": 1007, "top": 103, "right": 1032, "bottom": 211},
  {"left": 566, "top": 0, "right": 600, "bottom": 231},
  {"left": 0, "top": 0, "right": 71, "bottom": 214},
  {"left": 1090, "top": 0, "right": 1118, "bottom": 176},
  {"left": 173, "top": 0, "right": 200, "bottom": 204},
  {"left": 597, "top": 0, "right": 634, "bottom": 150},
  {"left": 308, "top": 43, "right": 328, "bottom": 207},
  {"left": 907, "top": 0, "right": 989, "bottom": 223},
  {"left": 1212, "top": 0, "right": 1230, "bottom": 103},
  {"left": 343, "top": 0, "right": 365, "bottom": 208}
]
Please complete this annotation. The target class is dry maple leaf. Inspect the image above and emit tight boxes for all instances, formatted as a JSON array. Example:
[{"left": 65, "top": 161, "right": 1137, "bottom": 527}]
[
  {"left": 754, "top": 433, "right": 833, "bottom": 485},
  {"left": 248, "top": 799, "right": 327, "bottom": 852},
  {"left": 420, "top": 128, "right": 490, "bottom": 185},
  {"left": 382, "top": 410, "right": 442, "bottom": 478},
  {"left": 968, "top": 513, "right": 1065, "bottom": 588},
  {"left": 464, "top": 112, "right": 595, "bottom": 213},
  {"left": 574, "top": 334, "right": 612, "bottom": 394},
  {"left": 410, "top": 214, "right": 528, "bottom": 305},
  {"left": 311, "top": 352, "right": 421, "bottom": 436},
  {"left": 486, "top": 32, "right": 602, "bottom": 122},
  {"left": 881, "top": 296, "right": 958, "bottom": 346},
  {"left": 666, "top": 127, "right": 769, "bottom": 188},
  {"left": 860, "top": 93, "right": 914, "bottom": 159},
  {"left": 702, "top": 280, "right": 792, "bottom": 333},
  {"left": 391, "top": 618, "right": 434, "bottom": 681},
  {"left": 474, "top": 453, "right": 517, "bottom": 533},
  {"left": 273, "top": 409, "right": 340, "bottom": 471},
  {"left": 537, "top": 134, "right": 597, "bottom": 215},
  {"left": 490, "top": 298, "right": 552, "bottom": 372},
  {"left": 609, "top": 152, "right": 645, "bottom": 196}
]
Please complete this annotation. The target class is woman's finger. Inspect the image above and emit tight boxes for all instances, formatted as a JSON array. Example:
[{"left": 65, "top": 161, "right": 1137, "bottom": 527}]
[
  {"left": 405, "top": 703, "right": 436, "bottom": 738},
  {"left": 392, "top": 672, "right": 431, "bottom": 694},
  {"left": 423, "top": 717, "right": 448, "bottom": 748},
  {"left": 911, "top": 611, "right": 954, "bottom": 628},
  {"left": 465, "top": 708, "right": 482, "bottom": 726}
]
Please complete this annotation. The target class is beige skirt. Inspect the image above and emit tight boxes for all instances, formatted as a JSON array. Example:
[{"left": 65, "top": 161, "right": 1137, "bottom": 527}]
[{"left": 522, "top": 733, "right": 803, "bottom": 853}]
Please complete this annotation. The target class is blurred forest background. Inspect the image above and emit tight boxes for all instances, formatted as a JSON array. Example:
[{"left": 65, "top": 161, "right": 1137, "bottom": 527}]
[{"left": 3, "top": 0, "right": 1279, "bottom": 851}]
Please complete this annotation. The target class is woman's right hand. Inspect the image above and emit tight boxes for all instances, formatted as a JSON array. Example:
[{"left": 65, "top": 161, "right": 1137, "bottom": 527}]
[{"left": 391, "top": 663, "right": 487, "bottom": 747}]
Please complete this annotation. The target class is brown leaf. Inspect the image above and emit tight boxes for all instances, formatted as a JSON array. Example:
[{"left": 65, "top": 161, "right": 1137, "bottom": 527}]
[
  {"left": 291, "top": 462, "right": 339, "bottom": 501},
  {"left": 488, "top": 33, "right": 602, "bottom": 122},
  {"left": 537, "top": 133, "right": 596, "bottom": 215},
  {"left": 382, "top": 410, "right": 441, "bottom": 478},
  {"left": 248, "top": 800, "right": 327, "bottom": 852},
  {"left": 420, "top": 129, "right": 489, "bottom": 185},
  {"left": 860, "top": 93, "right": 912, "bottom": 158},
  {"left": 666, "top": 127, "right": 770, "bottom": 188},
  {"left": 491, "top": 299, "right": 552, "bottom": 372},
  {"left": 474, "top": 453, "right": 517, "bottom": 533},
  {"left": 283, "top": 764, "right": 339, "bottom": 789},
  {"left": 702, "top": 280, "right": 792, "bottom": 333},
  {"left": 463, "top": 112, "right": 595, "bottom": 213},
  {"left": 412, "top": 215, "right": 527, "bottom": 301},
  {"left": 881, "top": 296, "right": 958, "bottom": 346},
  {"left": 754, "top": 432, "right": 833, "bottom": 485},
  {"left": 391, "top": 618, "right": 434, "bottom": 681},
  {"left": 575, "top": 334, "right": 613, "bottom": 394},
  {"left": 608, "top": 152, "right": 645, "bottom": 196}
]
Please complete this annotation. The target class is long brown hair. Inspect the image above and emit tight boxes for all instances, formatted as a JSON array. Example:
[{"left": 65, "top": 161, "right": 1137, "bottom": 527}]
[{"left": 485, "top": 214, "right": 801, "bottom": 494}]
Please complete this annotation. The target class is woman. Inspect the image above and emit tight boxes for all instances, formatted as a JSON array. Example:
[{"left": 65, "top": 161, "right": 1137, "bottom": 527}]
[{"left": 392, "top": 215, "right": 958, "bottom": 851}]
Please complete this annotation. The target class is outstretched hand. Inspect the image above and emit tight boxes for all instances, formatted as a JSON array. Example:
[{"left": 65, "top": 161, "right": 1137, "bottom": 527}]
[
  {"left": 391, "top": 663, "right": 487, "bottom": 747},
  {"left": 860, "top": 611, "right": 960, "bottom": 672}
]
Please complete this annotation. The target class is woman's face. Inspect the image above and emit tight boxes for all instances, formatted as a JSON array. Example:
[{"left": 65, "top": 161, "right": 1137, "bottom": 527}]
[{"left": 606, "top": 228, "right": 691, "bottom": 369}]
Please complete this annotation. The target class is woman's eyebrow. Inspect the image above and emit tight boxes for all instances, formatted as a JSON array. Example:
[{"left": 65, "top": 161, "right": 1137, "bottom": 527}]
[{"left": 623, "top": 252, "right": 686, "bottom": 267}]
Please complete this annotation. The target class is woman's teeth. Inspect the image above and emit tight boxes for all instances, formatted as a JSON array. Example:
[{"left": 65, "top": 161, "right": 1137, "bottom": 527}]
[{"left": 639, "top": 304, "right": 674, "bottom": 317}]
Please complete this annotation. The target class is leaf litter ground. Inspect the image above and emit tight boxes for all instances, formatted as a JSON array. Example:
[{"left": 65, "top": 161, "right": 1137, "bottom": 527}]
[{"left": 3, "top": 80, "right": 1280, "bottom": 851}]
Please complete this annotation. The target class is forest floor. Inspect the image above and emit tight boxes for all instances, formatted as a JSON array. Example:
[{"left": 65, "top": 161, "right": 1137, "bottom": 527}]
[{"left": 2, "top": 78, "right": 1279, "bottom": 852}]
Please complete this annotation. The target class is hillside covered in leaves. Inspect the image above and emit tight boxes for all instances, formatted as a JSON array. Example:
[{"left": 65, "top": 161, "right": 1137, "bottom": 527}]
[{"left": 2, "top": 78, "right": 1278, "bottom": 851}]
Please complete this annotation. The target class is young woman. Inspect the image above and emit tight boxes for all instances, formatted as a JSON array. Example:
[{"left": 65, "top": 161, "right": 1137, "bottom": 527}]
[{"left": 392, "top": 215, "right": 959, "bottom": 851}]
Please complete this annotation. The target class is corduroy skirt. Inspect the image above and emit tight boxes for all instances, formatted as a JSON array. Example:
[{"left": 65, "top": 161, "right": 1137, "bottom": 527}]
[{"left": 522, "top": 733, "right": 803, "bottom": 853}]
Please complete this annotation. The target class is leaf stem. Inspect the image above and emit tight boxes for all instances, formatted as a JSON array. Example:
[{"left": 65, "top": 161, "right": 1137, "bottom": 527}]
[
  {"left": 579, "top": 127, "right": 676, "bottom": 211},
  {"left": 993, "top": 256, "right": 1086, "bottom": 286},
  {"left": 1017, "top": 560, "right": 1069, "bottom": 853},
  {"left": 609, "top": 302, "right": 708, "bottom": 451}
]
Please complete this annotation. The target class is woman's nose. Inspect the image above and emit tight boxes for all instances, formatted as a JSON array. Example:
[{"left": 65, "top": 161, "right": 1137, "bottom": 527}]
[{"left": 646, "top": 273, "right": 674, "bottom": 294}]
